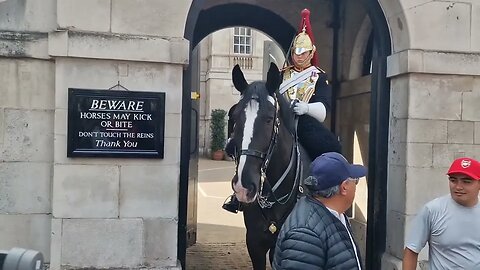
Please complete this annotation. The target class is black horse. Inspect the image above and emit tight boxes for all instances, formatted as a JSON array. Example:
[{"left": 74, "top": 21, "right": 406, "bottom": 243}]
[{"left": 228, "top": 63, "right": 311, "bottom": 270}]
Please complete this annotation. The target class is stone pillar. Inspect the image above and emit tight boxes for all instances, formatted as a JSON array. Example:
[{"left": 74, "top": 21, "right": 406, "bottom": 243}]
[
  {"left": 47, "top": 1, "right": 191, "bottom": 268},
  {"left": 0, "top": 0, "right": 57, "bottom": 263},
  {"left": 1, "top": 0, "right": 191, "bottom": 269},
  {"left": 48, "top": 31, "right": 188, "bottom": 270},
  {"left": 0, "top": 35, "right": 54, "bottom": 263},
  {"left": 381, "top": 1, "right": 480, "bottom": 269}
]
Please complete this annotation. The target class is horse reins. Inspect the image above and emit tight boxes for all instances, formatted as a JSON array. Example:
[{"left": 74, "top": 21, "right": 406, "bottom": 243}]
[{"left": 258, "top": 111, "right": 302, "bottom": 209}]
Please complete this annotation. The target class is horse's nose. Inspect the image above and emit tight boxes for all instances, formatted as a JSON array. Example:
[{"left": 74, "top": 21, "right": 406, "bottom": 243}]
[
  {"left": 233, "top": 173, "right": 258, "bottom": 203},
  {"left": 233, "top": 178, "right": 257, "bottom": 203}
]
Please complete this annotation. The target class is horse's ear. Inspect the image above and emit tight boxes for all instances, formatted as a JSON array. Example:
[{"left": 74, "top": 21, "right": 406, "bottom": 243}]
[
  {"left": 266, "top": 62, "right": 280, "bottom": 95},
  {"left": 232, "top": 64, "right": 248, "bottom": 93}
]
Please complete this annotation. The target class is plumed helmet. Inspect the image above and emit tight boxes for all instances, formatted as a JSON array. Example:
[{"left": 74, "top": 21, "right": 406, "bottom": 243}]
[
  {"left": 294, "top": 31, "right": 314, "bottom": 55},
  {"left": 292, "top": 9, "right": 318, "bottom": 67}
]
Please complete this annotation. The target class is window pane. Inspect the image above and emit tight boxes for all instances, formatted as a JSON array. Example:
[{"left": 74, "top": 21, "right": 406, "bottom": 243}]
[{"left": 233, "top": 27, "right": 253, "bottom": 54}]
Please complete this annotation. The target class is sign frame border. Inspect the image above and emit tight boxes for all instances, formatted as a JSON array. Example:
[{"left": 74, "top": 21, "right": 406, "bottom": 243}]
[{"left": 67, "top": 88, "right": 165, "bottom": 159}]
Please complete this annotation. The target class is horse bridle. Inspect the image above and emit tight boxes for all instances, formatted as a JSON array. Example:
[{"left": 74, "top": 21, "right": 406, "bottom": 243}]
[
  {"left": 234, "top": 93, "right": 301, "bottom": 209},
  {"left": 236, "top": 93, "right": 279, "bottom": 171}
]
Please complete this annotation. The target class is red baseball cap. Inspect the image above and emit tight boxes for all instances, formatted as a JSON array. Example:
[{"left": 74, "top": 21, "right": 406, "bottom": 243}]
[{"left": 447, "top": 157, "right": 480, "bottom": 180}]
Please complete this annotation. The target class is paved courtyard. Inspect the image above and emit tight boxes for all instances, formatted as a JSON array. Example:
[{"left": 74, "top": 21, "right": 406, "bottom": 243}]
[{"left": 186, "top": 158, "right": 272, "bottom": 270}]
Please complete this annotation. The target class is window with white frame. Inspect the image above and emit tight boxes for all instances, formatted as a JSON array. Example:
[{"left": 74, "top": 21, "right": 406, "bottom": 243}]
[{"left": 233, "top": 27, "right": 252, "bottom": 54}]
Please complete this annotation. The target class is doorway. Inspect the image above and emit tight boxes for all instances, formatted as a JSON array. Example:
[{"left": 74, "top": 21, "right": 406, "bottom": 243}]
[
  {"left": 185, "top": 26, "right": 286, "bottom": 269},
  {"left": 180, "top": 1, "right": 391, "bottom": 269}
]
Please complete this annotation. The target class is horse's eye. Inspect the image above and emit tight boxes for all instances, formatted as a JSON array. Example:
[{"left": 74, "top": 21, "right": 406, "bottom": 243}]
[{"left": 265, "top": 117, "right": 274, "bottom": 124}]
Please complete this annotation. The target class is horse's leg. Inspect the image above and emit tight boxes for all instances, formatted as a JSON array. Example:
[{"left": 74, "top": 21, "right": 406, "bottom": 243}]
[{"left": 246, "top": 231, "right": 267, "bottom": 270}]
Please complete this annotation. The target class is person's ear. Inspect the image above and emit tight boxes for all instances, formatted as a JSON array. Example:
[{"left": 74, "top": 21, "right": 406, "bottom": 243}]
[{"left": 339, "top": 181, "right": 349, "bottom": 195}]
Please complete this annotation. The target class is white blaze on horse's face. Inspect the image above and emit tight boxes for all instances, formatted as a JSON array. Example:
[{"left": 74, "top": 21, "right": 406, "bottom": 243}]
[
  {"left": 234, "top": 99, "right": 259, "bottom": 203},
  {"left": 234, "top": 95, "right": 276, "bottom": 203}
]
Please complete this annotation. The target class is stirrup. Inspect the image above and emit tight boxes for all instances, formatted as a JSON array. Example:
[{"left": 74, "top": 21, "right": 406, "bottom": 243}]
[{"left": 222, "top": 195, "right": 241, "bottom": 214}]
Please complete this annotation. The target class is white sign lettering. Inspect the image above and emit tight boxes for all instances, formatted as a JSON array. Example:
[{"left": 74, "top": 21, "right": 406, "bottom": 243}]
[{"left": 90, "top": 99, "right": 144, "bottom": 112}]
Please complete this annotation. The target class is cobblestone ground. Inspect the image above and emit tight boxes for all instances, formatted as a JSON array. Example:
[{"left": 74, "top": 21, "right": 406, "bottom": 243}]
[{"left": 186, "top": 242, "right": 272, "bottom": 270}]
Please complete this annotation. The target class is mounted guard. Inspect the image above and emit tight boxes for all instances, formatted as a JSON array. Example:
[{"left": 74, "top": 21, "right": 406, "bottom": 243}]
[
  {"left": 223, "top": 8, "right": 341, "bottom": 214},
  {"left": 281, "top": 8, "right": 341, "bottom": 161}
]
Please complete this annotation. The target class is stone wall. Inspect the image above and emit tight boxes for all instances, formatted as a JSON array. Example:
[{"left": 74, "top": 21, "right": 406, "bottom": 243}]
[
  {"left": 0, "top": 0, "right": 56, "bottom": 262},
  {"left": 1, "top": 1, "right": 480, "bottom": 269},
  {"left": 0, "top": 0, "right": 190, "bottom": 269},
  {"left": 381, "top": 0, "right": 480, "bottom": 268}
]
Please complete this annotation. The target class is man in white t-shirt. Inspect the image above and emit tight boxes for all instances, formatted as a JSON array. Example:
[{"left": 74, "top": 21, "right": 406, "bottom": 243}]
[{"left": 403, "top": 157, "right": 480, "bottom": 270}]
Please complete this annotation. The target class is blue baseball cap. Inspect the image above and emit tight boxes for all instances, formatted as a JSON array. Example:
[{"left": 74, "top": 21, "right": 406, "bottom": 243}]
[{"left": 305, "top": 152, "right": 367, "bottom": 191}]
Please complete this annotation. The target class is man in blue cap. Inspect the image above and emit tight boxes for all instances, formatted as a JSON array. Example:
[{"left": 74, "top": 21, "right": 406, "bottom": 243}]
[{"left": 273, "top": 152, "right": 366, "bottom": 270}]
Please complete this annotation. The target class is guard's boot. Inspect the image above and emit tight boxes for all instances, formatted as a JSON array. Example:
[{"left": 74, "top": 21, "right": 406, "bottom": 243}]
[{"left": 222, "top": 194, "right": 242, "bottom": 213}]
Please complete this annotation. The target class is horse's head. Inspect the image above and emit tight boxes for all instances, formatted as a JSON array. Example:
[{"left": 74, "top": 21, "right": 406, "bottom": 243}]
[{"left": 230, "top": 63, "right": 281, "bottom": 203}]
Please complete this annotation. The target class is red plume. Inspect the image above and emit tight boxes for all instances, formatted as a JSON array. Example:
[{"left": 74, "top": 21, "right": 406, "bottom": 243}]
[{"left": 297, "top": 8, "right": 318, "bottom": 67}]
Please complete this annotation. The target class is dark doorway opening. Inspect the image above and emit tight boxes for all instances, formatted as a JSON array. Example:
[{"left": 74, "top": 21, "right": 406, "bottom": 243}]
[{"left": 180, "top": 1, "right": 391, "bottom": 269}]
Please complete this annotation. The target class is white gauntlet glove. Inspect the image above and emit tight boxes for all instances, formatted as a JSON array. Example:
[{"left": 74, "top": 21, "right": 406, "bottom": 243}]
[
  {"left": 292, "top": 101, "right": 309, "bottom": 115},
  {"left": 292, "top": 100, "right": 327, "bottom": 123}
]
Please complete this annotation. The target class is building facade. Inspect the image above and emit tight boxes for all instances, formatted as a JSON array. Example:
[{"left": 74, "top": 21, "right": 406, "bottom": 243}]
[
  {"left": 196, "top": 27, "right": 284, "bottom": 156},
  {"left": 0, "top": 0, "right": 479, "bottom": 269}
]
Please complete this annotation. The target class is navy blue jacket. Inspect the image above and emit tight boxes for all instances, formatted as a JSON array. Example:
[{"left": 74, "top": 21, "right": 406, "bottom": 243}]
[{"left": 273, "top": 196, "right": 361, "bottom": 270}]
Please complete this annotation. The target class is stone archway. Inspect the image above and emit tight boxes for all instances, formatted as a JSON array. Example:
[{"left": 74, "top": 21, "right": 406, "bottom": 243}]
[
  {"left": 181, "top": 1, "right": 394, "bottom": 269},
  {"left": 189, "top": 3, "right": 296, "bottom": 53},
  {"left": 376, "top": 0, "right": 411, "bottom": 53}
]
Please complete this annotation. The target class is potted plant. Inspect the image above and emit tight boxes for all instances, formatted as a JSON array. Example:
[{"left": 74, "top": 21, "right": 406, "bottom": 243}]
[{"left": 210, "top": 109, "right": 227, "bottom": 160}]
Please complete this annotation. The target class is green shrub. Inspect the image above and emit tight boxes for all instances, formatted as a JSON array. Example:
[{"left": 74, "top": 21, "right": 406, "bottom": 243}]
[{"left": 210, "top": 109, "right": 227, "bottom": 153}]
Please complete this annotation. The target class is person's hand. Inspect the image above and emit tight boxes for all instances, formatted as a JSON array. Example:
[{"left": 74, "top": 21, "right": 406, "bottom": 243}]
[{"left": 292, "top": 100, "right": 309, "bottom": 115}]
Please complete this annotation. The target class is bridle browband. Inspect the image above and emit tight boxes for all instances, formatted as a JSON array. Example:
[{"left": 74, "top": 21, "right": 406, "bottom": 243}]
[{"left": 235, "top": 92, "right": 301, "bottom": 209}]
